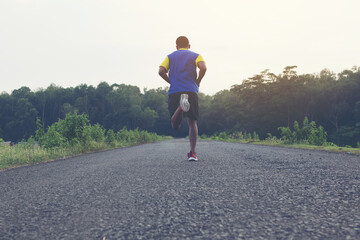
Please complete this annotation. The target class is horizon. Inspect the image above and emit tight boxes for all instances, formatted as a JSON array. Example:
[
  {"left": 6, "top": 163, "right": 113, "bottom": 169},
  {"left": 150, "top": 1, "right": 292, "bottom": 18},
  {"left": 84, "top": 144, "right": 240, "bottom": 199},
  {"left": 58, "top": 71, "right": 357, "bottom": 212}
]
[{"left": 0, "top": 64, "right": 358, "bottom": 96}]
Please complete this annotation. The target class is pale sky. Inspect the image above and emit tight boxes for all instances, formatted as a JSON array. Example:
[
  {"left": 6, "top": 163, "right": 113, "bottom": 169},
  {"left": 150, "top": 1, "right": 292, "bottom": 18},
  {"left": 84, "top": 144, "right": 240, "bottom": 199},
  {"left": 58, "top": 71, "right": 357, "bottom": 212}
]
[{"left": 1, "top": 0, "right": 359, "bottom": 95}]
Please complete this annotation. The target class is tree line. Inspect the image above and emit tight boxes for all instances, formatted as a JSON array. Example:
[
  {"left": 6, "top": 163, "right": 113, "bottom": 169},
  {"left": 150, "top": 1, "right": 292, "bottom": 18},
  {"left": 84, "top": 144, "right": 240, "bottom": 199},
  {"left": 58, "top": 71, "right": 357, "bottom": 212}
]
[{"left": 0, "top": 66, "right": 359, "bottom": 146}]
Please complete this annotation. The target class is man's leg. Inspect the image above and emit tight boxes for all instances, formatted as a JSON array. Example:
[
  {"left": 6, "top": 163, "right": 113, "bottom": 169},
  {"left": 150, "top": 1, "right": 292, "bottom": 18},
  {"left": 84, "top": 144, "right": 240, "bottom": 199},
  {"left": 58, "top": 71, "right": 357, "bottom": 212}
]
[
  {"left": 171, "top": 106, "right": 183, "bottom": 130},
  {"left": 187, "top": 118, "right": 198, "bottom": 153}
]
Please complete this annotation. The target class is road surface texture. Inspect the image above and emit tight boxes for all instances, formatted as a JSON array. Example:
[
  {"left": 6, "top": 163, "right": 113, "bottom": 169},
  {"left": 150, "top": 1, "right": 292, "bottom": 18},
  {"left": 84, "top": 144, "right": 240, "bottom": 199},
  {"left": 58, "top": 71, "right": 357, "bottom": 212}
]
[{"left": 0, "top": 139, "right": 359, "bottom": 239}]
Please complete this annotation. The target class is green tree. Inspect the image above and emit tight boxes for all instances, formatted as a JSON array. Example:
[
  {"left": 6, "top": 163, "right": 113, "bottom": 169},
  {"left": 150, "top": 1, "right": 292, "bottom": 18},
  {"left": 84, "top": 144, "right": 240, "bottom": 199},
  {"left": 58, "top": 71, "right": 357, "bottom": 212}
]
[{"left": 5, "top": 98, "right": 38, "bottom": 141}]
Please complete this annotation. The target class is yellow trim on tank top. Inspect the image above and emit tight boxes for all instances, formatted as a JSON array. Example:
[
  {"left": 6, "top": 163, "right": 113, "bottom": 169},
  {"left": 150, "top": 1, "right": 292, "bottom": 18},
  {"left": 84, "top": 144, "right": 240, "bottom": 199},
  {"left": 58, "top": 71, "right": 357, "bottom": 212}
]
[{"left": 160, "top": 52, "right": 205, "bottom": 71}]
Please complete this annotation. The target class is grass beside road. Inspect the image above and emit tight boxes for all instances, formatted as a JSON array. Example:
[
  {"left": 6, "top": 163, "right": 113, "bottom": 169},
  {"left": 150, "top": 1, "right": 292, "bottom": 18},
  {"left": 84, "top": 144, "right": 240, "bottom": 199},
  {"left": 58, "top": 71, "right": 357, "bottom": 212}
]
[
  {"left": 2, "top": 136, "right": 358, "bottom": 171},
  {"left": 0, "top": 135, "right": 171, "bottom": 171},
  {"left": 199, "top": 136, "right": 360, "bottom": 155},
  {"left": 199, "top": 118, "right": 360, "bottom": 155},
  {"left": 253, "top": 141, "right": 360, "bottom": 155},
  {"left": 1, "top": 112, "right": 172, "bottom": 171}
]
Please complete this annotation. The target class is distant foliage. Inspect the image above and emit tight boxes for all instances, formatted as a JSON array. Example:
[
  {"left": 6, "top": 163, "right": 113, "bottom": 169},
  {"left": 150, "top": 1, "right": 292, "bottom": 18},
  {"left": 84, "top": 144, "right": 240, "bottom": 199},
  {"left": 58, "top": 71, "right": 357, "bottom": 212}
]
[
  {"left": 1, "top": 66, "right": 359, "bottom": 146},
  {"left": 200, "top": 66, "right": 360, "bottom": 147}
]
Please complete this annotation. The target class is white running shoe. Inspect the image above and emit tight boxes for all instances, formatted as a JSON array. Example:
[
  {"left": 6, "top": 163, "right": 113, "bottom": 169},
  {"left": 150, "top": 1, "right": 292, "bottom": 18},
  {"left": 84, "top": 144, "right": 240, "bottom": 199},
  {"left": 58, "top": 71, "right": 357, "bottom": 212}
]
[{"left": 180, "top": 94, "right": 190, "bottom": 112}]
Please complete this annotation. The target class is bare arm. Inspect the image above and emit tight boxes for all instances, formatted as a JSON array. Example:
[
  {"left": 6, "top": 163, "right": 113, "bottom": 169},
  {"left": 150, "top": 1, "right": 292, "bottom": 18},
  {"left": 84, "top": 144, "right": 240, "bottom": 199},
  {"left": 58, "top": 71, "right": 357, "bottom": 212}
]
[
  {"left": 196, "top": 61, "right": 207, "bottom": 87},
  {"left": 158, "top": 66, "right": 170, "bottom": 84}
]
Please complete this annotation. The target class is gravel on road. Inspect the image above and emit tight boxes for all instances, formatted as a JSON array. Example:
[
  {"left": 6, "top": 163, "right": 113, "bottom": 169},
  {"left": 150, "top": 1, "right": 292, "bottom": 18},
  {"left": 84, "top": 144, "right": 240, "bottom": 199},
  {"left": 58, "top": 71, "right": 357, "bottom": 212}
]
[{"left": 0, "top": 139, "right": 359, "bottom": 239}]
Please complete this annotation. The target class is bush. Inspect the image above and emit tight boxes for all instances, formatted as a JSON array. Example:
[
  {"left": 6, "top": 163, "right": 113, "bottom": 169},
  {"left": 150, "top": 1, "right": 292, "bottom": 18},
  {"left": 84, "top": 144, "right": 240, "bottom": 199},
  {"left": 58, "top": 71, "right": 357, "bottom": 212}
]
[
  {"left": 115, "top": 128, "right": 162, "bottom": 145},
  {"left": 132, "top": 129, "right": 141, "bottom": 143},
  {"left": 35, "top": 117, "right": 45, "bottom": 142},
  {"left": 59, "top": 112, "right": 89, "bottom": 143},
  {"left": 252, "top": 132, "right": 260, "bottom": 141},
  {"left": 106, "top": 129, "right": 116, "bottom": 147},
  {"left": 278, "top": 126, "right": 295, "bottom": 143},
  {"left": 41, "top": 124, "right": 66, "bottom": 148},
  {"left": 1, "top": 113, "right": 167, "bottom": 170},
  {"left": 325, "top": 141, "right": 337, "bottom": 147},
  {"left": 279, "top": 117, "right": 327, "bottom": 145},
  {"left": 116, "top": 127, "right": 128, "bottom": 143},
  {"left": 200, "top": 134, "right": 207, "bottom": 139},
  {"left": 309, "top": 125, "right": 327, "bottom": 146},
  {"left": 89, "top": 124, "right": 105, "bottom": 142},
  {"left": 207, "top": 131, "right": 259, "bottom": 142},
  {"left": 231, "top": 131, "right": 244, "bottom": 140},
  {"left": 244, "top": 133, "right": 252, "bottom": 141},
  {"left": 301, "top": 117, "right": 311, "bottom": 141},
  {"left": 218, "top": 132, "right": 228, "bottom": 140},
  {"left": 33, "top": 113, "right": 164, "bottom": 151},
  {"left": 265, "top": 133, "right": 283, "bottom": 144}
]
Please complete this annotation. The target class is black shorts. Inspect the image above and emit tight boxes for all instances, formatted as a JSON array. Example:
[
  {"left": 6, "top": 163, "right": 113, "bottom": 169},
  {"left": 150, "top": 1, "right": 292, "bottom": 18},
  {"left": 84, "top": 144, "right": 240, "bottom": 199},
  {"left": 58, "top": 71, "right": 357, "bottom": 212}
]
[{"left": 168, "top": 92, "right": 199, "bottom": 120}]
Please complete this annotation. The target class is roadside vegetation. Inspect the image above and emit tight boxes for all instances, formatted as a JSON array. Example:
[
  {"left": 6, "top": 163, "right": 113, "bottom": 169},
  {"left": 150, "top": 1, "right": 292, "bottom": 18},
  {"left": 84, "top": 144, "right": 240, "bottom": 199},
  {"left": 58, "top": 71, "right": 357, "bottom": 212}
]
[
  {"left": 200, "top": 117, "right": 360, "bottom": 155},
  {"left": 0, "top": 113, "right": 170, "bottom": 170},
  {"left": 1, "top": 66, "right": 359, "bottom": 166},
  {"left": 1, "top": 66, "right": 359, "bottom": 147}
]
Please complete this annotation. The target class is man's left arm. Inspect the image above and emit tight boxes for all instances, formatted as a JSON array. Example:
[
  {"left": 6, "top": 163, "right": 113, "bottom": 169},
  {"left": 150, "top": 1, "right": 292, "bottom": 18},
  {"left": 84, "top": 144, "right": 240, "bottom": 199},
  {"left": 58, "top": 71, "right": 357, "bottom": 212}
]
[{"left": 196, "top": 61, "right": 207, "bottom": 87}]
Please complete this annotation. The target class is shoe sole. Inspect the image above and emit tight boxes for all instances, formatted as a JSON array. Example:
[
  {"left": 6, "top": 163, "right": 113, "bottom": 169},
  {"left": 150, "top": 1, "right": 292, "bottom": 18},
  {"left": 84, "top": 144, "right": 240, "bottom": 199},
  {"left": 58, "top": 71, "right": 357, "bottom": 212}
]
[
  {"left": 180, "top": 94, "right": 190, "bottom": 112},
  {"left": 188, "top": 157, "right": 198, "bottom": 161}
]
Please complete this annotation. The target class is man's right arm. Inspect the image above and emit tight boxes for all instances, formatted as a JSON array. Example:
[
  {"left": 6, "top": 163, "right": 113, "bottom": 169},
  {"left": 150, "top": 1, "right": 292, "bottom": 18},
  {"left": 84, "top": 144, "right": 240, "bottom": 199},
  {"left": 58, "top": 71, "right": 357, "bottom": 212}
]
[{"left": 158, "top": 66, "right": 170, "bottom": 84}]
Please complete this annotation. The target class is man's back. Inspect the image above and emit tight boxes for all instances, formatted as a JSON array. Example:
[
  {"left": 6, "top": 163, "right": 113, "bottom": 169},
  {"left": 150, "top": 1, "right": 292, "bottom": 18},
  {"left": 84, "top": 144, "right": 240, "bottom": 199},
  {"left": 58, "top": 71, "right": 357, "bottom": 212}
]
[{"left": 167, "top": 49, "right": 200, "bottom": 94}]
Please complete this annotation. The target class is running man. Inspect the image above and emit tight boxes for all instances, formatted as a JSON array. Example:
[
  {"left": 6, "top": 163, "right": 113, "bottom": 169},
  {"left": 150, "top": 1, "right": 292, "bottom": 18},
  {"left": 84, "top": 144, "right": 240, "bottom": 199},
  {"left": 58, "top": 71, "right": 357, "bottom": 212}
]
[{"left": 158, "top": 36, "right": 207, "bottom": 161}]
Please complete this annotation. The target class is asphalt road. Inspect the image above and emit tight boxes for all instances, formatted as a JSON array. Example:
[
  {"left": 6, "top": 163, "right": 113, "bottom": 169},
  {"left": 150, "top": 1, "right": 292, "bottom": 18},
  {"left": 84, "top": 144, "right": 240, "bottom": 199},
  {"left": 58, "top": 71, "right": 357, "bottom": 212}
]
[{"left": 0, "top": 139, "right": 359, "bottom": 239}]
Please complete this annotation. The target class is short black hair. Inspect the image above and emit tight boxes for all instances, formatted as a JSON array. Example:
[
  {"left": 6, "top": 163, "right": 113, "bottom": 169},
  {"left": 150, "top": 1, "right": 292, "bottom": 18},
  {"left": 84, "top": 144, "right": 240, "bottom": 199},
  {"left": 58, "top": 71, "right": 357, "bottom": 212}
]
[{"left": 176, "top": 36, "right": 189, "bottom": 48}]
